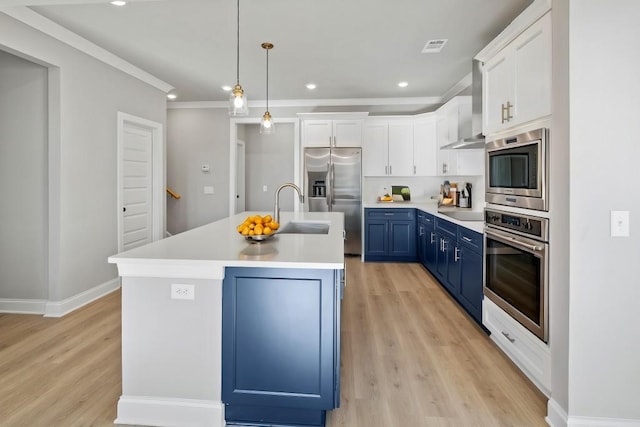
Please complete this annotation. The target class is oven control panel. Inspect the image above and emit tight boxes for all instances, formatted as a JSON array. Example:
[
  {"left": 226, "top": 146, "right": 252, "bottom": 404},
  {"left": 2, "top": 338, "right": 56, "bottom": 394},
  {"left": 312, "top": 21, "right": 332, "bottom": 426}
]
[{"left": 485, "top": 209, "right": 548, "bottom": 241}]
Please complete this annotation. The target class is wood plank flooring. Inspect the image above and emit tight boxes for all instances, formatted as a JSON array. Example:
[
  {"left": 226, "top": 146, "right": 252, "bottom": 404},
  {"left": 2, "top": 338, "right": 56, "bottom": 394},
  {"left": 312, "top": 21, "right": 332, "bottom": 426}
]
[{"left": 0, "top": 259, "right": 547, "bottom": 426}]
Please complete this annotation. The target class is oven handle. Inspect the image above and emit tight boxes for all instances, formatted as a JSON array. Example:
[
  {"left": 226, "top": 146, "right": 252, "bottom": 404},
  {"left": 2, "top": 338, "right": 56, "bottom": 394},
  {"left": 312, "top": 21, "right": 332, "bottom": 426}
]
[{"left": 484, "top": 227, "right": 546, "bottom": 254}]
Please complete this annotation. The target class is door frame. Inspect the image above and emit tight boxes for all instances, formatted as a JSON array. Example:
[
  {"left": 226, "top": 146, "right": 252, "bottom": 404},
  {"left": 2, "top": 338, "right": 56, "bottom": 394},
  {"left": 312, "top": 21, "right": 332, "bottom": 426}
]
[
  {"left": 117, "top": 112, "right": 164, "bottom": 252},
  {"left": 235, "top": 139, "right": 246, "bottom": 213},
  {"left": 228, "top": 117, "right": 301, "bottom": 217}
]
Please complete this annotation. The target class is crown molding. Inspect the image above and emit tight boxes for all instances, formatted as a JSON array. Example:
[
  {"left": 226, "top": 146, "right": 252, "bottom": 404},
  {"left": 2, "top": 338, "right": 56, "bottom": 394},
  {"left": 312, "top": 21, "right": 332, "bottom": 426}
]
[
  {"left": 1, "top": 7, "right": 173, "bottom": 93},
  {"left": 474, "top": 0, "right": 551, "bottom": 62},
  {"left": 440, "top": 72, "right": 472, "bottom": 104},
  {"left": 0, "top": 0, "right": 161, "bottom": 4},
  {"left": 168, "top": 97, "right": 442, "bottom": 110}
]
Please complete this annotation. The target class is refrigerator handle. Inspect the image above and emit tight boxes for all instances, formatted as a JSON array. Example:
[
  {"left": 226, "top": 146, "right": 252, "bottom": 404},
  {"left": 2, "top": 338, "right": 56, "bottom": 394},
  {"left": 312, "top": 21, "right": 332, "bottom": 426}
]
[
  {"left": 326, "top": 161, "right": 332, "bottom": 209},
  {"left": 330, "top": 162, "right": 335, "bottom": 206}
]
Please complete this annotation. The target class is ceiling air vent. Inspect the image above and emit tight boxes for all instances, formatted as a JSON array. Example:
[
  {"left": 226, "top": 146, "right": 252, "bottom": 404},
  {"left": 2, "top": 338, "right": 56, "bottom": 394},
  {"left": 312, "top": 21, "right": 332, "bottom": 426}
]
[{"left": 422, "top": 39, "right": 448, "bottom": 53}]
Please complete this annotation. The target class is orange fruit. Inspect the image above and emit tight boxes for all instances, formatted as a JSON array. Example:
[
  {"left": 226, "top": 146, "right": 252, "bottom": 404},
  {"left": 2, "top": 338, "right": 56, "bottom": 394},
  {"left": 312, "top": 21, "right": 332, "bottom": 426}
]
[
  {"left": 263, "top": 226, "right": 272, "bottom": 235},
  {"left": 241, "top": 227, "right": 249, "bottom": 236},
  {"left": 249, "top": 230, "right": 255, "bottom": 236},
  {"left": 263, "top": 215, "right": 272, "bottom": 223}
]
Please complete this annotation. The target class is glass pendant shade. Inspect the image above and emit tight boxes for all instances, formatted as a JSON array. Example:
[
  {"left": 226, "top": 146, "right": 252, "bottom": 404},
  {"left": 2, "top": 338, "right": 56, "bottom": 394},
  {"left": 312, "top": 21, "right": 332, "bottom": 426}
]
[
  {"left": 229, "top": 84, "right": 248, "bottom": 116},
  {"left": 260, "top": 111, "right": 274, "bottom": 134},
  {"left": 229, "top": 0, "right": 248, "bottom": 117}
]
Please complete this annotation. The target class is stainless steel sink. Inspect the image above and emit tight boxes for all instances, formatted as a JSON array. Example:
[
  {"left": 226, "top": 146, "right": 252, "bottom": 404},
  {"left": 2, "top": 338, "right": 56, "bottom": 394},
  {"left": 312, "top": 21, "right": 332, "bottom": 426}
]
[
  {"left": 439, "top": 211, "right": 485, "bottom": 221},
  {"left": 278, "top": 220, "right": 330, "bottom": 235}
]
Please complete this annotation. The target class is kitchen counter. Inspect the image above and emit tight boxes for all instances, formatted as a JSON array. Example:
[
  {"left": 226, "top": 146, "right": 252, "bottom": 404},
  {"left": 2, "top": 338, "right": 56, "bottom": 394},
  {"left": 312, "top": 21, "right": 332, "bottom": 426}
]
[
  {"left": 363, "top": 200, "right": 484, "bottom": 233},
  {"left": 107, "top": 211, "right": 345, "bottom": 427},
  {"left": 109, "top": 211, "right": 345, "bottom": 280}
]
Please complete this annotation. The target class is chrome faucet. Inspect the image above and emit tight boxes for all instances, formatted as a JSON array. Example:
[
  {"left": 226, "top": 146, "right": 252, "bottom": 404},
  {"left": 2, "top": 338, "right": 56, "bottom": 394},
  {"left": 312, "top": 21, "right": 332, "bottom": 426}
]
[{"left": 274, "top": 183, "right": 304, "bottom": 224}]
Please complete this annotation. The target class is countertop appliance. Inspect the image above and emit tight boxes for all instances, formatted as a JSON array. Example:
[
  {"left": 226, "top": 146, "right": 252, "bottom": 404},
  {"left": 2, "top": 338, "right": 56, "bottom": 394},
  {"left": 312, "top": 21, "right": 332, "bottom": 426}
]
[
  {"left": 484, "top": 208, "right": 549, "bottom": 342},
  {"left": 485, "top": 128, "right": 548, "bottom": 211},
  {"left": 304, "top": 147, "right": 361, "bottom": 255}
]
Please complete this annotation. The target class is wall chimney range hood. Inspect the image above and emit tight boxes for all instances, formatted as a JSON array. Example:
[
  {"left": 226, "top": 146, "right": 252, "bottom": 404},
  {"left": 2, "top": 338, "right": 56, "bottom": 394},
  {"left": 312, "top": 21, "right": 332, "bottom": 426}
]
[{"left": 440, "top": 59, "right": 485, "bottom": 149}]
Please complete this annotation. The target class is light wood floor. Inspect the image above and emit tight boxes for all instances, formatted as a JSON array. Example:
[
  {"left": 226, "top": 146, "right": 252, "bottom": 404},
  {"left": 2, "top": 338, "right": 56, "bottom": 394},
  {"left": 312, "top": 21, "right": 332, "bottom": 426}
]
[{"left": 0, "top": 259, "right": 547, "bottom": 426}]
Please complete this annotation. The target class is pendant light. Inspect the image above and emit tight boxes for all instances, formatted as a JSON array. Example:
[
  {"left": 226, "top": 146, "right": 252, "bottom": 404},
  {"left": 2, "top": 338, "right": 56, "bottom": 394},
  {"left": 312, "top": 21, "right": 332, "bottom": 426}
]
[
  {"left": 260, "top": 42, "right": 275, "bottom": 134},
  {"left": 229, "top": 0, "right": 248, "bottom": 116}
]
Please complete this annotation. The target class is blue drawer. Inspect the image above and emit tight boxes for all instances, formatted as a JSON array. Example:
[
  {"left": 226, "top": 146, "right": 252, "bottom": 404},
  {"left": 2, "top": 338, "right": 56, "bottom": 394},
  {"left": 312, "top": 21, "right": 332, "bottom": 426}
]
[
  {"left": 366, "top": 208, "right": 415, "bottom": 221},
  {"left": 435, "top": 217, "right": 457, "bottom": 238},
  {"left": 457, "top": 227, "right": 483, "bottom": 254},
  {"left": 420, "top": 212, "right": 435, "bottom": 229}
]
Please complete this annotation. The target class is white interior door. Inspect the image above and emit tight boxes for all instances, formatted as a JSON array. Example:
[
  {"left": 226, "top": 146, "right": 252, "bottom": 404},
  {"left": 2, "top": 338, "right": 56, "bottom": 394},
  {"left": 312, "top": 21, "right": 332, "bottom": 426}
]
[
  {"left": 121, "top": 122, "right": 153, "bottom": 251},
  {"left": 236, "top": 140, "right": 246, "bottom": 213}
]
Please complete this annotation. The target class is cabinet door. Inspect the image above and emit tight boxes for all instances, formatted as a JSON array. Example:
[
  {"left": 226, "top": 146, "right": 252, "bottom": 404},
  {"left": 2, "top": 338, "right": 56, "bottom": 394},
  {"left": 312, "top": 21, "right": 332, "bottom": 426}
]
[
  {"left": 222, "top": 267, "right": 336, "bottom": 412},
  {"left": 364, "top": 219, "right": 387, "bottom": 256},
  {"left": 417, "top": 221, "right": 426, "bottom": 265},
  {"left": 388, "top": 122, "right": 414, "bottom": 176},
  {"left": 333, "top": 120, "right": 363, "bottom": 147},
  {"left": 413, "top": 118, "right": 437, "bottom": 176},
  {"left": 447, "top": 244, "right": 462, "bottom": 295},
  {"left": 362, "top": 123, "right": 388, "bottom": 176},
  {"left": 434, "top": 233, "right": 449, "bottom": 284},
  {"left": 436, "top": 114, "right": 458, "bottom": 176},
  {"left": 303, "top": 120, "right": 333, "bottom": 147},
  {"left": 512, "top": 12, "right": 551, "bottom": 127},
  {"left": 389, "top": 220, "right": 416, "bottom": 258},
  {"left": 483, "top": 50, "right": 511, "bottom": 135},
  {"left": 425, "top": 229, "right": 438, "bottom": 272},
  {"left": 458, "top": 246, "right": 483, "bottom": 324}
]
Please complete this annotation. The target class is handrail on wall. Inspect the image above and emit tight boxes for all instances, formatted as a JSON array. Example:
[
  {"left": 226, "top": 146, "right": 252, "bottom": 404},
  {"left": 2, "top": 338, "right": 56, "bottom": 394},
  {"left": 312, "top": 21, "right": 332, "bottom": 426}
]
[{"left": 166, "top": 187, "right": 181, "bottom": 199}]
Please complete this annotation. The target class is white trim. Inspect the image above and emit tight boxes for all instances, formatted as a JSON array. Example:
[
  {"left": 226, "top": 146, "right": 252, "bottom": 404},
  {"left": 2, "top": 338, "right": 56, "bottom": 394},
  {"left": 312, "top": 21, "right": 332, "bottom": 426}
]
[
  {"left": 117, "top": 112, "right": 164, "bottom": 253},
  {"left": 44, "top": 278, "right": 120, "bottom": 317},
  {"left": 1, "top": 7, "right": 173, "bottom": 93},
  {"left": 297, "top": 112, "right": 369, "bottom": 120},
  {"left": 440, "top": 72, "right": 472, "bottom": 103},
  {"left": 228, "top": 117, "right": 301, "bottom": 217},
  {"left": 114, "top": 395, "right": 225, "bottom": 427},
  {"left": 1, "top": 0, "right": 161, "bottom": 5},
  {"left": 547, "top": 398, "right": 568, "bottom": 427},
  {"left": 0, "top": 298, "right": 47, "bottom": 314},
  {"left": 567, "top": 417, "right": 640, "bottom": 427},
  {"left": 475, "top": 0, "right": 551, "bottom": 62},
  {"left": 170, "top": 96, "right": 443, "bottom": 110}
]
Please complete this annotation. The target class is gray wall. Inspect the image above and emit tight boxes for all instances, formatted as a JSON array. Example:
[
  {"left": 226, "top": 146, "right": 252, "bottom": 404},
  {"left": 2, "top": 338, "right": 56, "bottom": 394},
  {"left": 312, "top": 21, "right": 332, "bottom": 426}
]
[
  {"left": 1, "top": 12, "right": 167, "bottom": 303},
  {"left": 566, "top": 0, "right": 640, "bottom": 420},
  {"left": 0, "top": 50, "right": 48, "bottom": 300},
  {"left": 166, "top": 108, "right": 231, "bottom": 235},
  {"left": 243, "top": 123, "right": 295, "bottom": 212}
]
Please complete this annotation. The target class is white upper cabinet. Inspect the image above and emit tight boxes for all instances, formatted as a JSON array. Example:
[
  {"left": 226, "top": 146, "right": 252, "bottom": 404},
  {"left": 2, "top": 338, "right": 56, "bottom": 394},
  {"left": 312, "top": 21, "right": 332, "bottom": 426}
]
[
  {"left": 363, "top": 121, "right": 415, "bottom": 176},
  {"left": 413, "top": 116, "right": 437, "bottom": 177},
  {"left": 302, "top": 119, "right": 363, "bottom": 147},
  {"left": 483, "top": 12, "right": 552, "bottom": 135}
]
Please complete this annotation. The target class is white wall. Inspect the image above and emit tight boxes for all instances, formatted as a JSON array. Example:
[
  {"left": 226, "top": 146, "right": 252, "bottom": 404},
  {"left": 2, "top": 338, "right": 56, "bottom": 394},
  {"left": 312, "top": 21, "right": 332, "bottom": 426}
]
[
  {"left": 0, "top": 50, "right": 47, "bottom": 300},
  {"left": 566, "top": 0, "right": 640, "bottom": 421},
  {"left": 244, "top": 123, "right": 295, "bottom": 212},
  {"left": 166, "top": 108, "right": 231, "bottom": 234},
  {"left": 1, "top": 12, "right": 167, "bottom": 304}
]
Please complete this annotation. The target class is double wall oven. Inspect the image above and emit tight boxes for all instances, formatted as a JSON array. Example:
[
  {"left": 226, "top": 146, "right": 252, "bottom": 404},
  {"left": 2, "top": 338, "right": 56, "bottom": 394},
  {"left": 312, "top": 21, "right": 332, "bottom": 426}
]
[{"left": 484, "top": 127, "right": 550, "bottom": 342}]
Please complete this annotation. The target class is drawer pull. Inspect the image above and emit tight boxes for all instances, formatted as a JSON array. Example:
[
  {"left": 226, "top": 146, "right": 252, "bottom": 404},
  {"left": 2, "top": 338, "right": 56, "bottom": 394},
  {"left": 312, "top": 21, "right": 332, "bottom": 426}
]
[
  {"left": 501, "top": 331, "right": 516, "bottom": 343},
  {"left": 384, "top": 213, "right": 393, "bottom": 216},
  {"left": 462, "top": 236, "right": 473, "bottom": 242}
]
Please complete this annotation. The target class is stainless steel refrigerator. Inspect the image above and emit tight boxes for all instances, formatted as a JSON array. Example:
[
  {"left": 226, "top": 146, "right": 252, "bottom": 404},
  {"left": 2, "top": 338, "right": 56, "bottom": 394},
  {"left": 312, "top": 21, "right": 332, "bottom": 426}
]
[{"left": 304, "top": 147, "right": 362, "bottom": 255}]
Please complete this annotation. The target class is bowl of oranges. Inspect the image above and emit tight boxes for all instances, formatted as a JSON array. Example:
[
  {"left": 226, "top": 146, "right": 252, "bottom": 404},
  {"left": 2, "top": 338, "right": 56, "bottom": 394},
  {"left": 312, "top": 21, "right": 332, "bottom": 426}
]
[{"left": 236, "top": 214, "right": 280, "bottom": 242}]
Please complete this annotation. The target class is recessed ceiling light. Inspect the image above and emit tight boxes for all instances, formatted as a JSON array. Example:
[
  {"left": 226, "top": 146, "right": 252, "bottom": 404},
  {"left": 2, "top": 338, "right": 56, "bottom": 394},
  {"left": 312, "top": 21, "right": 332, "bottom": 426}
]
[
  {"left": 398, "top": 81, "right": 409, "bottom": 88},
  {"left": 167, "top": 92, "right": 177, "bottom": 100},
  {"left": 306, "top": 83, "right": 317, "bottom": 90},
  {"left": 222, "top": 85, "right": 233, "bottom": 92},
  {"left": 110, "top": 1, "right": 127, "bottom": 6}
]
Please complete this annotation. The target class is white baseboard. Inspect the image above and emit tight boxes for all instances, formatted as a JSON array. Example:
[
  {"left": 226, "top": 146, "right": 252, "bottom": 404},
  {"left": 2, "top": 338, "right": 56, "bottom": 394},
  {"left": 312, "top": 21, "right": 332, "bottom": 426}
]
[
  {"left": 114, "top": 395, "right": 225, "bottom": 427},
  {"left": 0, "top": 298, "right": 47, "bottom": 314},
  {"left": 547, "top": 398, "right": 568, "bottom": 427},
  {"left": 547, "top": 400, "right": 640, "bottom": 427},
  {"left": 44, "top": 277, "right": 120, "bottom": 317}
]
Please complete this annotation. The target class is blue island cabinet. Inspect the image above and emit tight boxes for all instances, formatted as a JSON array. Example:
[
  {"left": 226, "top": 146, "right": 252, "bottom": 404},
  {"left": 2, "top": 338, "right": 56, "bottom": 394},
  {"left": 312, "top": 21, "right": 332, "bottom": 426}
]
[{"left": 222, "top": 267, "right": 343, "bottom": 427}]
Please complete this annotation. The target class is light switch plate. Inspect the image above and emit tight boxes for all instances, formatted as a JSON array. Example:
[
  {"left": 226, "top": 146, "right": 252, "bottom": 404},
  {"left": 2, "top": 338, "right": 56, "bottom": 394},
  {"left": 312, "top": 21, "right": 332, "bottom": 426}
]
[
  {"left": 611, "top": 210, "right": 630, "bottom": 237},
  {"left": 263, "top": 185, "right": 268, "bottom": 192},
  {"left": 204, "top": 186, "right": 214, "bottom": 195},
  {"left": 171, "top": 284, "right": 195, "bottom": 300}
]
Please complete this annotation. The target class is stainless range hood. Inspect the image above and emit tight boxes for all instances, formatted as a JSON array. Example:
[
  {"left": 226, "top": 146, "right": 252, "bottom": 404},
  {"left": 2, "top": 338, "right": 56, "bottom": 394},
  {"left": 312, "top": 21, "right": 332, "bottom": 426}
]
[{"left": 440, "top": 59, "right": 485, "bottom": 149}]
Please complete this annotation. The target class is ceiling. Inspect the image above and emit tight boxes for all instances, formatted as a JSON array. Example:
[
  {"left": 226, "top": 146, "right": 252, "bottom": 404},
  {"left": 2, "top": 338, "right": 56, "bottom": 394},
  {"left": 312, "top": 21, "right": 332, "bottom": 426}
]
[{"left": 4, "top": 0, "right": 532, "bottom": 104}]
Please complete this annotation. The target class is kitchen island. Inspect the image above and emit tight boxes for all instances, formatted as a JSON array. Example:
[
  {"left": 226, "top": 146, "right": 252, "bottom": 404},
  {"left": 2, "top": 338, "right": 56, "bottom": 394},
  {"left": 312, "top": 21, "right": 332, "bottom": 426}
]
[{"left": 108, "top": 211, "right": 345, "bottom": 427}]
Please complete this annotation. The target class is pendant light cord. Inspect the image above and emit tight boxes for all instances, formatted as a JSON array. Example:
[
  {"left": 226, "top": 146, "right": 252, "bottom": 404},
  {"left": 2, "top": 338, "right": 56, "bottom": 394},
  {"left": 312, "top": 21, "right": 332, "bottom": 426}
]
[
  {"left": 236, "top": 0, "right": 240, "bottom": 85},
  {"left": 266, "top": 48, "right": 269, "bottom": 111}
]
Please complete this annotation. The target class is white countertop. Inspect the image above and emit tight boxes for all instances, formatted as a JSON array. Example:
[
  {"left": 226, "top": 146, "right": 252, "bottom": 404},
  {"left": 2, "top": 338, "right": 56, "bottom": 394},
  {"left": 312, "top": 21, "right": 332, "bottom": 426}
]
[
  {"left": 108, "top": 211, "right": 345, "bottom": 279},
  {"left": 363, "top": 199, "right": 485, "bottom": 234}
]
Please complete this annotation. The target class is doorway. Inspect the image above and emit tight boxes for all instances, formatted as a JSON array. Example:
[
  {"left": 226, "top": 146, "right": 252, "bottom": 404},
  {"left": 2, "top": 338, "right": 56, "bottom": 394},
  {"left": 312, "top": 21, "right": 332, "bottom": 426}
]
[
  {"left": 117, "top": 112, "right": 164, "bottom": 252},
  {"left": 229, "top": 118, "right": 301, "bottom": 217},
  {"left": 236, "top": 140, "right": 246, "bottom": 213}
]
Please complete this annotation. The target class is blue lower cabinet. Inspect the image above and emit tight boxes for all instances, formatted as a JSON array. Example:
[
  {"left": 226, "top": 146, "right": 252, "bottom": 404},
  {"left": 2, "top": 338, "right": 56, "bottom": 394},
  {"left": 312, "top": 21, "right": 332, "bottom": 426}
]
[
  {"left": 222, "top": 267, "right": 342, "bottom": 427},
  {"left": 364, "top": 209, "right": 416, "bottom": 262},
  {"left": 422, "top": 215, "right": 484, "bottom": 327}
]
